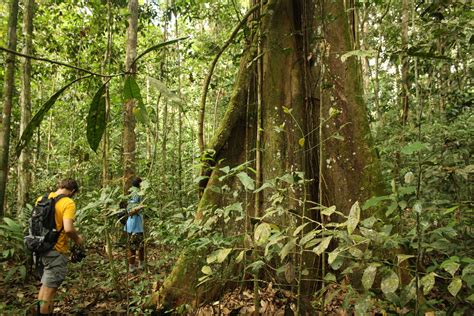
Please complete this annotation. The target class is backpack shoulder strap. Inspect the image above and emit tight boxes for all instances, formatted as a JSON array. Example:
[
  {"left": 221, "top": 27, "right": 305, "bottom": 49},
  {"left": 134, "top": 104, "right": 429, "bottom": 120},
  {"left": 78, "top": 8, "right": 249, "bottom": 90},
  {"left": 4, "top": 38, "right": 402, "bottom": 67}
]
[
  {"left": 52, "top": 194, "right": 67, "bottom": 234},
  {"left": 54, "top": 194, "right": 67, "bottom": 202}
]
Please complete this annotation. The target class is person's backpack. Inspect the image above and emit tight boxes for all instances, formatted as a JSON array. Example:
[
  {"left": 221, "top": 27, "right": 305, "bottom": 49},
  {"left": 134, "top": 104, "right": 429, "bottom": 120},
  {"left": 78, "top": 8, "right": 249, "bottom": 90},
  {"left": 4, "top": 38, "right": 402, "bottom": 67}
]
[{"left": 24, "top": 194, "right": 66, "bottom": 254}]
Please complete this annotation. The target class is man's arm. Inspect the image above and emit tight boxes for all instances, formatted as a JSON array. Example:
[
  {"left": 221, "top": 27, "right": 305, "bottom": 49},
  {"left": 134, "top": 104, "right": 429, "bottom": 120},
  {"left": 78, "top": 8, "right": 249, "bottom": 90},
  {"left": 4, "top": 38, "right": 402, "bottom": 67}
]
[
  {"left": 128, "top": 204, "right": 145, "bottom": 216},
  {"left": 63, "top": 218, "right": 83, "bottom": 246}
]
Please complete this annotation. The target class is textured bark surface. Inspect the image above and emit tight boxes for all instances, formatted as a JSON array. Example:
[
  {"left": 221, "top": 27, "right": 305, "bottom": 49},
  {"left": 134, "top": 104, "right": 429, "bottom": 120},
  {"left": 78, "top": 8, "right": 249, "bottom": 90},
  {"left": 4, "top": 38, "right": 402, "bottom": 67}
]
[
  {"left": 0, "top": 0, "right": 19, "bottom": 215},
  {"left": 122, "top": 0, "right": 138, "bottom": 192},
  {"left": 315, "top": 0, "right": 383, "bottom": 215},
  {"left": 159, "top": 0, "right": 382, "bottom": 309},
  {"left": 17, "top": 0, "right": 35, "bottom": 215}
]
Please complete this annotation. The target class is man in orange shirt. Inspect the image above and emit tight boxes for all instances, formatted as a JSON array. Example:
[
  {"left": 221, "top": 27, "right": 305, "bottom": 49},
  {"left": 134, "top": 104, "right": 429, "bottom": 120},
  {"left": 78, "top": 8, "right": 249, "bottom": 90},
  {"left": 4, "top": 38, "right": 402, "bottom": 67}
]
[{"left": 36, "top": 178, "right": 83, "bottom": 315}]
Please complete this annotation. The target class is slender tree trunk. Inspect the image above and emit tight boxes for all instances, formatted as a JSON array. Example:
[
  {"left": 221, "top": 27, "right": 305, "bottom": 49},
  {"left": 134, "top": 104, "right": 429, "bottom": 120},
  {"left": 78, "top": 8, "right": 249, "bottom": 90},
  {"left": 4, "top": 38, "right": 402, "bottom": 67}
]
[
  {"left": 102, "top": 0, "right": 113, "bottom": 187},
  {"left": 17, "top": 0, "right": 35, "bottom": 217},
  {"left": 401, "top": 0, "right": 410, "bottom": 125},
  {"left": 0, "top": 0, "right": 19, "bottom": 215},
  {"left": 122, "top": 0, "right": 139, "bottom": 192}
]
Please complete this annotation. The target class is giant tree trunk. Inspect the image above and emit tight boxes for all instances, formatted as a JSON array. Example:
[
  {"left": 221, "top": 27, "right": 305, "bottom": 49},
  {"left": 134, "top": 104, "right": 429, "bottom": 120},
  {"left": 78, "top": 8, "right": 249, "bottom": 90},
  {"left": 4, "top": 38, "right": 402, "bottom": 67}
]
[
  {"left": 17, "top": 0, "right": 35, "bottom": 216},
  {"left": 122, "top": 0, "right": 138, "bottom": 191},
  {"left": 0, "top": 0, "right": 19, "bottom": 215},
  {"left": 158, "top": 0, "right": 381, "bottom": 309}
]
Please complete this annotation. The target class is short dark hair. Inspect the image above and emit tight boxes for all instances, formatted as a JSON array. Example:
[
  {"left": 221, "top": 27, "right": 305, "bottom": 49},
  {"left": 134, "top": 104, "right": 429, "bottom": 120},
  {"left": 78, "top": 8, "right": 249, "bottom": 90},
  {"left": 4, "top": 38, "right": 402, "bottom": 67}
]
[
  {"left": 58, "top": 178, "right": 79, "bottom": 193},
  {"left": 131, "top": 177, "right": 142, "bottom": 188}
]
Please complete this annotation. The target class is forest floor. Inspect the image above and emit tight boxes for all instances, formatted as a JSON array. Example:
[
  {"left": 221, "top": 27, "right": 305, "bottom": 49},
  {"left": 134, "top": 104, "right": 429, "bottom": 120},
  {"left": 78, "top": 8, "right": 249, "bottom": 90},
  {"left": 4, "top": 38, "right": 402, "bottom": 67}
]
[{"left": 2, "top": 242, "right": 345, "bottom": 315}]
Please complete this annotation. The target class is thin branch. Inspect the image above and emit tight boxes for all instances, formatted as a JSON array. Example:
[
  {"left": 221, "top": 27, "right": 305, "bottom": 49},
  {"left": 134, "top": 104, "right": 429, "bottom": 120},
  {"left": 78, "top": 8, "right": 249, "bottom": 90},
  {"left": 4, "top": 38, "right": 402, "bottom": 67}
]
[
  {"left": 0, "top": 46, "right": 122, "bottom": 77},
  {"left": 198, "top": 3, "right": 260, "bottom": 153}
]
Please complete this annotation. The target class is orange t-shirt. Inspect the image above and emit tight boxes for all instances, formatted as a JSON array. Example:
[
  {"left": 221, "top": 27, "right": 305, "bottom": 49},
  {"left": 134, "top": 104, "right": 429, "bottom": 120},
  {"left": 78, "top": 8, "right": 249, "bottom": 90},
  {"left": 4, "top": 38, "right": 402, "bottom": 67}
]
[{"left": 36, "top": 192, "right": 76, "bottom": 254}]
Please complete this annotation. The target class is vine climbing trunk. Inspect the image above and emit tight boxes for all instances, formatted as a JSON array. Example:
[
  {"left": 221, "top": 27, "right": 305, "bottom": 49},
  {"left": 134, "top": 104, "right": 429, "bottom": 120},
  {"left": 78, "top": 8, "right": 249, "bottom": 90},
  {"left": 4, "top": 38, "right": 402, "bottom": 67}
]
[
  {"left": 158, "top": 0, "right": 382, "bottom": 310},
  {"left": 122, "top": 0, "right": 138, "bottom": 192},
  {"left": 17, "top": 0, "right": 35, "bottom": 216},
  {"left": 0, "top": 0, "right": 19, "bottom": 215}
]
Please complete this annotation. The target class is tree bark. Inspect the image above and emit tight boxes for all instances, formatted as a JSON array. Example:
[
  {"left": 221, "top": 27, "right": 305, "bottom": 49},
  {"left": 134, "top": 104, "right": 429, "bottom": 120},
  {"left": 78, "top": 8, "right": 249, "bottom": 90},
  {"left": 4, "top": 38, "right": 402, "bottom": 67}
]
[
  {"left": 122, "top": 0, "right": 138, "bottom": 192},
  {"left": 0, "top": 0, "right": 19, "bottom": 215},
  {"left": 17, "top": 0, "right": 35, "bottom": 216},
  {"left": 401, "top": 0, "right": 410, "bottom": 125},
  {"left": 102, "top": 0, "right": 113, "bottom": 187},
  {"left": 158, "top": 0, "right": 382, "bottom": 309}
]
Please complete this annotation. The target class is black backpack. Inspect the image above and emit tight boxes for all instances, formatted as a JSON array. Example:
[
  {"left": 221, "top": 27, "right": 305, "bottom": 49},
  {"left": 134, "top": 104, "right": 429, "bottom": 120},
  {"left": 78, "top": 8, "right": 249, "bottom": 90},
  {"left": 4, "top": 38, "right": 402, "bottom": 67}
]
[{"left": 24, "top": 194, "right": 66, "bottom": 254}]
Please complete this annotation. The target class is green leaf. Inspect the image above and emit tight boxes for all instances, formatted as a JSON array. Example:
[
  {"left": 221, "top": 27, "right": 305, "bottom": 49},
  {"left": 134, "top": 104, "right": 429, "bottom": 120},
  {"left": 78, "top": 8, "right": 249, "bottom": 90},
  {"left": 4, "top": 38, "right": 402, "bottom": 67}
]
[
  {"left": 237, "top": 172, "right": 255, "bottom": 191},
  {"left": 397, "top": 254, "right": 414, "bottom": 265},
  {"left": 340, "top": 49, "right": 376, "bottom": 62},
  {"left": 293, "top": 222, "right": 310, "bottom": 236},
  {"left": 123, "top": 76, "right": 149, "bottom": 124},
  {"left": 448, "top": 277, "right": 462, "bottom": 296},
  {"left": 254, "top": 223, "right": 271, "bottom": 246},
  {"left": 247, "top": 260, "right": 265, "bottom": 273},
  {"left": 421, "top": 272, "right": 436, "bottom": 295},
  {"left": 328, "top": 250, "right": 340, "bottom": 265},
  {"left": 16, "top": 76, "right": 90, "bottom": 157},
  {"left": 362, "top": 264, "right": 379, "bottom": 290},
  {"left": 347, "top": 201, "right": 360, "bottom": 235},
  {"left": 299, "top": 230, "right": 317, "bottom": 247},
  {"left": 321, "top": 205, "right": 337, "bottom": 216},
  {"left": 254, "top": 182, "right": 273, "bottom": 193},
  {"left": 313, "top": 236, "right": 332, "bottom": 256},
  {"left": 235, "top": 250, "right": 245, "bottom": 263},
  {"left": 215, "top": 248, "right": 232, "bottom": 263},
  {"left": 400, "top": 142, "right": 428, "bottom": 155},
  {"left": 441, "top": 260, "right": 460, "bottom": 277},
  {"left": 201, "top": 265, "right": 213, "bottom": 275},
  {"left": 280, "top": 238, "right": 296, "bottom": 260},
  {"left": 381, "top": 270, "right": 399, "bottom": 294},
  {"left": 298, "top": 138, "right": 305, "bottom": 147},
  {"left": 324, "top": 273, "right": 336, "bottom": 282},
  {"left": 86, "top": 83, "right": 107, "bottom": 152}
]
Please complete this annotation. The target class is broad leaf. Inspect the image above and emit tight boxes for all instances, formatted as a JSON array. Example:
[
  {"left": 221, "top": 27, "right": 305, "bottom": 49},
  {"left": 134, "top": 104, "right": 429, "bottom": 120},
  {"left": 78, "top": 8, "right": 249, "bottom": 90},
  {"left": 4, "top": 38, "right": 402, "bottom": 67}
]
[
  {"left": 397, "top": 254, "right": 414, "bottom": 265},
  {"left": 237, "top": 172, "right": 255, "bottom": 191},
  {"left": 16, "top": 76, "right": 89, "bottom": 157},
  {"left": 280, "top": 238, "right": 296, "bottom": 260},
  {"left": 321, "top": 205, "right": 337, "bottom": 216},
  {"left": 401, "top": 142, "right": 428, "bottom": 155},
  {"left": 123, "top": 76, "right": 149, "bottom": 124},
  {"left": 201, "top": 265, "right": 212, "bottom": 275},
  {"left": 340, "top": 49, "right": 376, "bottom": 62},
  {"left": 381, "top": 270, "right": 399, "bottom": 294},
  {"left": 254, "top": 223, "right": 271, "bottom": 246},
  {"left": 347, "top": 201, "right": 360, "bottom": 235},
  {"left": 86, "top": 83, "right": 107, "bottom": 152},
  {"left": 313, "top": 236, "right": 332, "bottom": 256},
  {"left": 448, "top": 277, "right": 462, "bottom": 296},
  {"left": 215, "top": 248, "right": 232, "bottom": 263},
  {"left": 421, "top": 272, "right": 436, "bottom": 295},
  {"left": 328, "top": 249, "right": 340, "bottom": 265},
  {"left": 235, "top": 250, "right": 245, "bottom": 263},
  {"left": 362, "top": 264, "right": 379, "bottom": 290},
  {"left": 441, "top": 260, "right": 460, "bottom": 277}
]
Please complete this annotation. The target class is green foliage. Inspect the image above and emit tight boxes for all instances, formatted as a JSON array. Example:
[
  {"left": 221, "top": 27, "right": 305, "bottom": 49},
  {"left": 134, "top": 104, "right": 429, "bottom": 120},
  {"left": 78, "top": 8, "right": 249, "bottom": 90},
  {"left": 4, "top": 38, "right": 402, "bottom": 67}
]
[{"left": 86, "top": 82, "right": 107, "bottom": 152}]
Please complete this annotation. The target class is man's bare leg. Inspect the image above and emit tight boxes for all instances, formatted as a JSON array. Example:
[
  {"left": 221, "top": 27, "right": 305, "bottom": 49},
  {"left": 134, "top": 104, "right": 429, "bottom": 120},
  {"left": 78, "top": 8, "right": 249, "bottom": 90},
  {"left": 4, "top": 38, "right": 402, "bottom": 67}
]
[{"left": 38, "top": 285, "right": 57, "bottom": 314}]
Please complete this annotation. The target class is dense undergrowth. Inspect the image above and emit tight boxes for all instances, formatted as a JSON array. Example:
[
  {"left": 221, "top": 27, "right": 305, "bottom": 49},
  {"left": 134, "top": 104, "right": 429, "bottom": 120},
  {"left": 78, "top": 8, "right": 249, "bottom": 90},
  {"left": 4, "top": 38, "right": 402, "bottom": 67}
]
[{"left": 1, "top": 108, "right": 473, "bottom": 315}]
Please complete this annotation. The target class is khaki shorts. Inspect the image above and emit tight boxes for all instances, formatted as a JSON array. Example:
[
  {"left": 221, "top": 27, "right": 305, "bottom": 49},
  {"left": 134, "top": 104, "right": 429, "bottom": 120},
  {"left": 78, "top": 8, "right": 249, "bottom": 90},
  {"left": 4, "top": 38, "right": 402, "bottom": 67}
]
[{"left": 41, "top": 250, "right": 68, "bottom": 288}]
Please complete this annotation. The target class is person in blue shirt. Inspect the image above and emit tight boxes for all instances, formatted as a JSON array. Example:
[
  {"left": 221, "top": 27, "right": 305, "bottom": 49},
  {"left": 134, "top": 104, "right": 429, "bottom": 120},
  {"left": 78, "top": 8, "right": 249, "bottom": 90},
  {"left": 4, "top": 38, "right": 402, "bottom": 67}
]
[{"left": 124, "top": 177, "right": 145, "bottom": 272}]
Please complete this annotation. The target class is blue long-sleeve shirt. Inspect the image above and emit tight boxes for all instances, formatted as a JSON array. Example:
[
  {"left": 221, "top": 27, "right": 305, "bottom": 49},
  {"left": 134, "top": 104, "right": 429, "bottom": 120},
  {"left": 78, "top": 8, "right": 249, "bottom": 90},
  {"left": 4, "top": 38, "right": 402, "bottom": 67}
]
[{"left": 124, "top": 194, "right": 144, "bottom": 233}]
